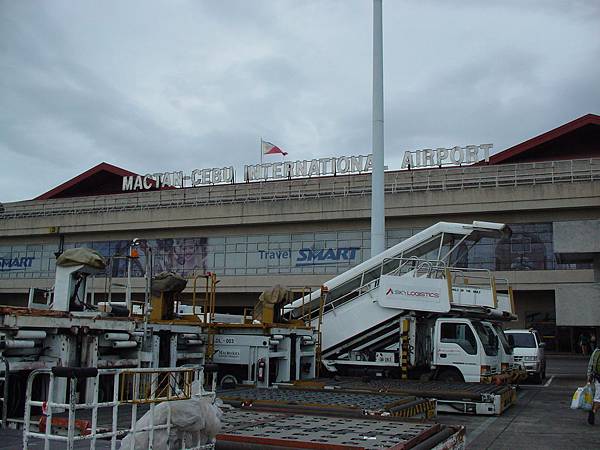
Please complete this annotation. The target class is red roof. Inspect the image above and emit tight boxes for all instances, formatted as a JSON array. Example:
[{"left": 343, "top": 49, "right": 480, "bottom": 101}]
[
  {"left": 36, "top": 162, "right": 142, "bottom": 200},
  {"left": 487, "top": 113, "right": 600, "bottom": 165}
]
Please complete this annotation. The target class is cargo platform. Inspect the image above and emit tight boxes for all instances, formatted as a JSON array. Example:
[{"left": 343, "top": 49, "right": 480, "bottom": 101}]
[
  {"left": 0, "top": 408, "right": 466, "bottom": 450},
  {"left": 288, "top": 377, "right": 517, "bottom": 415},
  {"left": 218, "top": 385, "right": 437, "bottom": 419},
  {"left": 217, "top": 409, "right": 465, "bottom": 450}
]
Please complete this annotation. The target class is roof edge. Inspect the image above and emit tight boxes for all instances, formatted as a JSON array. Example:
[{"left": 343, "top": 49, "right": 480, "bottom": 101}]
[
  {"left": 35, "top": 162, "right": 138, "bottom": 200},
  {"left": 488, "top": 113, "right": 600, "bottom": 165}
]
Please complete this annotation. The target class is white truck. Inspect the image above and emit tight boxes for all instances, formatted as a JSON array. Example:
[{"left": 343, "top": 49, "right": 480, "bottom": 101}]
[{"left": 284, "top": 221, "right": 518, "bottom": 384}]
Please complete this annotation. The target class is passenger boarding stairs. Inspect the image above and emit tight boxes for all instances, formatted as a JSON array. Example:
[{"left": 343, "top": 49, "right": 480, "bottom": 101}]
[{"left": 285, "top": 221, "right": 514, "bottom": 359}]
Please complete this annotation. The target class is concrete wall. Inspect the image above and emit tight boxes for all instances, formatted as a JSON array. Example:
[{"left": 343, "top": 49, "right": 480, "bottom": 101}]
[
  {"left": 1, "top": 174, "right": 600, "bottom": 327},
  {"left": 552, "top": 219, "right": 600, "bottom": 326},
  {"left": 554, "top": 219, "right": 600, "bottom": 261},
  {"left": 556, "top": 283, "right": 600, "bottom": 326},
  {"left": 1, "top": 177, "right": 600, "bottom": 238}
]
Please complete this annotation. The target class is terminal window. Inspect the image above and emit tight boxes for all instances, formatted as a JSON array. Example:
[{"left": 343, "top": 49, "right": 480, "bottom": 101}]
[{"left": 0, "top": 222, "right": 590, "bottom": 279}]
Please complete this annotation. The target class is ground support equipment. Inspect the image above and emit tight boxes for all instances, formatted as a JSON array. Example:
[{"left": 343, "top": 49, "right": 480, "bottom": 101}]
[
  {"left": 210, "top": 324, "right": 317, "bottom": 388},
  {"left": 293, "top": 377, "right": 516, "bottom": 415},
  {"left": 217, "top": 408, "right": 465, "bottom": 450},
  {"left": 218, "top": 386, "right": 436, "bottom": 419}
]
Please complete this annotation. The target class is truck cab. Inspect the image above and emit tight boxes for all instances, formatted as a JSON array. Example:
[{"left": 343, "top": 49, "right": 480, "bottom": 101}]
[
  {"left": 433, "top": 317, "right": 500, "bottom": 383},
  {"left": 484, "top": 321, "right": 529, "bottom": 383}
]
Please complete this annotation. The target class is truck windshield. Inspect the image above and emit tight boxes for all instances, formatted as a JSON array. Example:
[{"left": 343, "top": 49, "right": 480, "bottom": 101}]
[
  {"left": 492, "top": 324, "right": 513, "bottom": 355},
  {"left": 472, "top": 321, "right": 498, "bottom": 356},
  {"left": 507, "top": 333, "right": 536, "bottom": 348}
]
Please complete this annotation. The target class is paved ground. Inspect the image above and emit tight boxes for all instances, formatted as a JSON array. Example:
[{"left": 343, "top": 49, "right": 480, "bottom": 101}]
[
  {"left": 1, "top": 355, "right": 596, "bottom": 449},
  {"left": 0, "top": 429, "right": 115, "bottom": 449},
  {"left": 436, "top": 354, "right": 600, "bottom": 449}
]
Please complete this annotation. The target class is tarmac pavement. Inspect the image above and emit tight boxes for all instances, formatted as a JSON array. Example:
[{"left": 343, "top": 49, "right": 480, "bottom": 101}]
[
  {"left": 1, "top": 354, "right": 597, "bottom": 449},
  {"left": 437, "top": 354, "right": 600, "bottom": 450}
]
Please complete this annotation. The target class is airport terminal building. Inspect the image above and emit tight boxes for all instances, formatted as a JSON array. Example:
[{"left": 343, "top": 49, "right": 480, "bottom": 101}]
[{"left": 1, "top": 114, "right": 599, "bottom": 352}]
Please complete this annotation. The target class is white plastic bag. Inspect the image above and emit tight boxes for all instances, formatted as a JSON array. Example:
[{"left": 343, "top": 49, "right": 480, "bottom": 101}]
[
  {"left": 571, "top": 384, "right": 593, "bottom": 411},
  {"left": 571, "top": 387, "right": 584, "bottom": 409},
  {"left": 119, "top": 395, "right": 223, "bottom": 450}
]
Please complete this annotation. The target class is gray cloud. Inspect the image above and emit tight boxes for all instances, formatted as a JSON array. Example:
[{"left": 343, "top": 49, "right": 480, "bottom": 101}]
[{"left": 0, "top": 0, "right": 598, "bottom": 202}]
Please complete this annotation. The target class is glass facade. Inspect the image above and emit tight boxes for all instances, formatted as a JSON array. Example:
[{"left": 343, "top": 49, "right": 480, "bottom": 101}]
[
  {"left": 0, "top": 243, "right": 57, "bottom": 279},
  {"left": 0, "top": 223, "right": 589, "bottom": 280}
]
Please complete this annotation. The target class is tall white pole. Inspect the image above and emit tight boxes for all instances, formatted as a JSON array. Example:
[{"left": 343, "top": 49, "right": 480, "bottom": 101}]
[{"left": 371, "top": 0, "right": 385, "bottom": 257}]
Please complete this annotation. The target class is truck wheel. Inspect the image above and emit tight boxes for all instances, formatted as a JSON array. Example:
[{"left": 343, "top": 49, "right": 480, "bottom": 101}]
[
  {"left": 437, "top": 369, "right": 464, "bottom": 383},
  {"left": 220, "top": 374, "right": 238, "bottom": 389},
  {"left": 532, "top": 372, "right": 543, "bottom": 384}
]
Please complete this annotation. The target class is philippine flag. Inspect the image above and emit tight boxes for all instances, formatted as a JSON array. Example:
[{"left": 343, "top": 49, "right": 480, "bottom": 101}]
[{"left": 262, "top": 140, "right": 288, "bottom": 156}]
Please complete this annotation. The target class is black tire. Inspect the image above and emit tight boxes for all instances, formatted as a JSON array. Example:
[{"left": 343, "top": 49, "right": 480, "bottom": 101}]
[
  {"left": 437, "top": 368, "right": 465, "bottom": 383},
  {"left": 219, "top": 374, "right": 239, "bottom": 389},
  {"left": 7, "top": 375, "right": 24, "bottom": 418},
  {"left": 531, "top": 372, "right": 543, "bottom": 384}
]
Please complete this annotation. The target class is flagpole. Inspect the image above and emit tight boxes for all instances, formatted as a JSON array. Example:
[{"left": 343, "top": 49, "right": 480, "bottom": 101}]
[{"left": 260, "top": 137, "right": 263, "bottom": 164}]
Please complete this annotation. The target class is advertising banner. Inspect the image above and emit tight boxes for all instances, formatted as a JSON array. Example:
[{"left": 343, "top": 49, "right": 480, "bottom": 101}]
[{"left": 378, "top": 275, "right": 450, "bottom": 312}]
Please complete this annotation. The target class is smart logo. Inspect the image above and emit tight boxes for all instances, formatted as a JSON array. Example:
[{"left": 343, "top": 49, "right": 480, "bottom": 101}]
[{"left": 258, "top": 247, "right": 360, "bottom": 266}]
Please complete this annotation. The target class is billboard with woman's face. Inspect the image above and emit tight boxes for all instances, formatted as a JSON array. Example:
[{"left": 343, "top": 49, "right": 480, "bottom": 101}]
[{"left": 96, "top": 238, "right": 208, "bottom": 278}]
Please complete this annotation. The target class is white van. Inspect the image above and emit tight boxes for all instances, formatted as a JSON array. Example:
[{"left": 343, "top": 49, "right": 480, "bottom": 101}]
[{"left": 505, "top": 329, "right": 546, "bottom": 383}]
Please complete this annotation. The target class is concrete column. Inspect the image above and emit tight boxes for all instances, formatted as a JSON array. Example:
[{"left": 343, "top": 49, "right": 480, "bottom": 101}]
[{"left": 593, "top": 255, "right": 600, "bottom": 282}]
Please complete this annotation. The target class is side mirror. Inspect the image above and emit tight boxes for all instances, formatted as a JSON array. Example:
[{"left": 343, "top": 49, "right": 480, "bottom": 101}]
[
  {"left": 539, "top": 342, "right": 546, "bottom": 348},
  {"left": 508, "top": 335, "right": 515, "bottom": 347}
]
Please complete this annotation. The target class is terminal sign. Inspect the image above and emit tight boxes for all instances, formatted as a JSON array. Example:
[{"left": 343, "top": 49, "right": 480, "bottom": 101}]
[
  {"left": 122, "top": 167, "right": 234, "bottom": 192},
  {"left": 244, "top": 154, "right": 372, "bottom": 181},
  {"left": 121, "top": 144, "right": 492, "bottom": 192},
  {"left": 121, "top": 153, "right": 372, "bottom": 192},
  {"left": 401, "top": 144, "right": 492, "bottom": 169}
]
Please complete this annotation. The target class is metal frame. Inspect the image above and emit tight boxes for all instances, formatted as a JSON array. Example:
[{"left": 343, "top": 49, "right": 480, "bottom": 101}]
[
  {"left": 22, "top": 366, "right": 214, "bottom": 450},
  {"left": 218, "top": 408, "right": 465, "bottom": 449},
  {"left": 299, "top": 255, "right": 512, "bottom": 326},
  {"left": 210, "top": 326, "right": 317, "bottom": 387},
  {"left": 435, "top": 385, "right": 517, "bottom": 415}
]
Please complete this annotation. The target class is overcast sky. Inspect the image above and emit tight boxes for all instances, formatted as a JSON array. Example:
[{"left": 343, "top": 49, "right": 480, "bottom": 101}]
[{"left": 1, "top": 0, "right": 599, "bottom": 202}]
